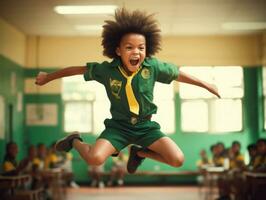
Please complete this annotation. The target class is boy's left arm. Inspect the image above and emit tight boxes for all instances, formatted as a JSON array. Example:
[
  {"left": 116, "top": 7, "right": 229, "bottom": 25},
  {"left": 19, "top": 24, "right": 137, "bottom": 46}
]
[{"left": 176, "top": 71, "right": 221, "bottom": 98}]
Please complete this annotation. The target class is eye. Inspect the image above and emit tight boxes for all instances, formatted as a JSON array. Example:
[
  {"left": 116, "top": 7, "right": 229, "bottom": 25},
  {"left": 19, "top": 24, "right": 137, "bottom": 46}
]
[
  {"left": 126, "top": 46, "right": 132, "bottom": 50},
  {"left": 139, "top": 46, "right": 145, "bottom": 51}
]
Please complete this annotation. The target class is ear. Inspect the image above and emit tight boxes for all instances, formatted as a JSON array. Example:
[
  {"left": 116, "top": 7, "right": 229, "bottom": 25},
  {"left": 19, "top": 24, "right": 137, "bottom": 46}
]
[{"left": 116, "top": 47, "right": 121, "bottom": 56}]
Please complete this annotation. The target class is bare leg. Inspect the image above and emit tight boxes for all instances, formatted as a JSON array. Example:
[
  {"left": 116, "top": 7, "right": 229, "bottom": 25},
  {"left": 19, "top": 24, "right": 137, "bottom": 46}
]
[
  {"left": 73, "top": 138, "right": 117, "bottom": 165},
  {"left": 137, "top": 137, "right": 184, "bottom": 167}
]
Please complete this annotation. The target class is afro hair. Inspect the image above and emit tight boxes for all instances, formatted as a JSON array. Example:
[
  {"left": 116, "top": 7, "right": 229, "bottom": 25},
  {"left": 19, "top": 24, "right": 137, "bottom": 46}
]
[{"left": 102, "top": 7, "right": 161, "bottom": 59}]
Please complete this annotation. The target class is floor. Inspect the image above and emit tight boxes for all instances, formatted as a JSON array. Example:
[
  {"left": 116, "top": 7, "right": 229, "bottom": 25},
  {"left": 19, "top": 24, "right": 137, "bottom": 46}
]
[{"left": 66, "top": 186, "right": 209, "bottom": 200}]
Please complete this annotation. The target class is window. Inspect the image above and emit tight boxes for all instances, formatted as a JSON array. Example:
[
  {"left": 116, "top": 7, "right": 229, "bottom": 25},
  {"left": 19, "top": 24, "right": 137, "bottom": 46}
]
[
  {"left": 153, "top": 82, "right": 175, "bottom": 134},
  {"left": 263, "top": 67, "right": 266, "bottom": 130},
  {"left": 63, "top": 75, "right": 175, "bottom": 135},
  {"left": 179, "top": 66, "right": 244, "bottom": 133},
  {"left": 62, "top": 75, "right": 110, "bottom": 135}
]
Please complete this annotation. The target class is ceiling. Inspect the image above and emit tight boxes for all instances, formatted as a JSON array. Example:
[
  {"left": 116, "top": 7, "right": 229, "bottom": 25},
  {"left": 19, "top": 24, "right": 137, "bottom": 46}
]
[{"left": 0, "top": 0, "right": 265, "bottom": 36}]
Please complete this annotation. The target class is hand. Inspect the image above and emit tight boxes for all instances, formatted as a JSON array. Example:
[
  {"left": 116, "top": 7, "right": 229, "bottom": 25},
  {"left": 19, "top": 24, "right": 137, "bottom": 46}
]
[
  {"left": 205, "top": 83, "right": 221, "bottom": 98},
  {"left": 35, "top": 72, "right": 49, "bottom": 85}
]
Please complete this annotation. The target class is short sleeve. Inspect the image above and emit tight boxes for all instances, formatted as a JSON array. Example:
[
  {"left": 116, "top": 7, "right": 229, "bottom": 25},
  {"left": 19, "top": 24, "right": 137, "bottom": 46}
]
[
  {"left": 84, "top": 62, "right": 106, "bottom": 84},
  {"left": 155, "top": 59, "right": 179, "bottom": 84}
]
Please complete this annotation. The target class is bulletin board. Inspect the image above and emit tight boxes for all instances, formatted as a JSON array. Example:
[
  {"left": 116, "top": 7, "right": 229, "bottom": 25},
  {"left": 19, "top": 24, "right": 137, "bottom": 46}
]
[
  {"left": 0, "top": 96, "right": 5, "bottom": 139},
  {"left": 26, "top": 103, "right": 58, "bottom": 126}
]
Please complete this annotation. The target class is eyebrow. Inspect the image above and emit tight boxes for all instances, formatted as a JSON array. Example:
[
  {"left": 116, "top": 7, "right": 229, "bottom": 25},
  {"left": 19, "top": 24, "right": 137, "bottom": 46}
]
[{"left": 124, "top": 42, "right": 145, "bottom": 46}]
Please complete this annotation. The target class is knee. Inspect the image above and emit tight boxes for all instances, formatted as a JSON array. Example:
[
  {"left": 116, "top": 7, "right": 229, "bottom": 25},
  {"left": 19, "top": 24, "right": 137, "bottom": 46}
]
[
  {"left": 169, "top": 153, "right": 185, "bottom": 168},
  {"left": 86, "top": 153, "right": 105, "bottom": 166}
]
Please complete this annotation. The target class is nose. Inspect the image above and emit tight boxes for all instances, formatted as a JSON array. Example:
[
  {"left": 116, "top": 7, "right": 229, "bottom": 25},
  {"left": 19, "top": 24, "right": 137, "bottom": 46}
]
[{"left": 132, "top": 48, "right": 139, "bottom": 54}]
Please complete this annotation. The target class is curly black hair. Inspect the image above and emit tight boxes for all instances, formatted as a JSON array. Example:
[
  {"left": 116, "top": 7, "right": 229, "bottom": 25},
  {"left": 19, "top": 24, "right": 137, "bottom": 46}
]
[{"left": 102, "top": 7, "right": 161, "bottom": 59}]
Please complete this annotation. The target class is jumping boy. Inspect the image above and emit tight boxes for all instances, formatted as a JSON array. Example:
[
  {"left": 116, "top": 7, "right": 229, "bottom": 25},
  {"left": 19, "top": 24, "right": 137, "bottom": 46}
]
[{"left": 35, "top": 8, "right": 220, "bottom": 174}]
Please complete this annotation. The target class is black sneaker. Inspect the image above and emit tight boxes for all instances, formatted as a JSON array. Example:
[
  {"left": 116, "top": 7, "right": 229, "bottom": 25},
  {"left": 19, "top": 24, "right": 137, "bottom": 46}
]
[
  {"left": 127, "top": 145, "right": 145, "bottom": 174},
  {"left": 55, "top": 132, "right": 82, "bottom": 152}
]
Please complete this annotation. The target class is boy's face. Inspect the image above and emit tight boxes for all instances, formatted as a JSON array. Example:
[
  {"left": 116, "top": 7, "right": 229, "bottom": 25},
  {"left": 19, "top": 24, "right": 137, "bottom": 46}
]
[
  {"left": 257, "top": 141, "right": 266, "bottom": 154},
  {"left": 9, "top": 143, "right": 18, "bottom": 158},
  {"left": 116, "top": 33, "right": 146, "bottom": 74}
]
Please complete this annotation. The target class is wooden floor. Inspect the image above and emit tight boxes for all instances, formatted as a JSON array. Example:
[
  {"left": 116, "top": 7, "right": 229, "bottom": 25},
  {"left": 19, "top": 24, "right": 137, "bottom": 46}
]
[{"left": 66, "top": 186, "right": 206, "bottom": 200}]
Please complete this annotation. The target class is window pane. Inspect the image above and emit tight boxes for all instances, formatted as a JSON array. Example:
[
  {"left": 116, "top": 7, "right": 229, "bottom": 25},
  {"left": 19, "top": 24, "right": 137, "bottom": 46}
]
[
  {"left": 153, "top": 82, "right": 175, "bottom": 134},
  {"left": 179, "top": 67, "right": 213, "bottom": 99},
  {"left": 64, "top": 102, "right": 92, "bottom": 133},
  {"left": 181, "top": 100, "right": 208, "bottom": 132},
  {"left": 93, "top": 100, "right": 111, "bottom": 134},
  {"left": 214, "top": 67, "right": 243, "bottom": 98},
  {"left": 179, "top": 82, "right": 213, "bottom": 99},
  {"left": 153, "top": 100, "right": 175, "bottom": 133},
  {"left": 211, "top": 99, "right": 242, "bottom": 132},
  {"left": 180, "top": 66, "right": 243, "bottom": 99},
  {"left": 63, "top": 75, "right": 95, "bottom": 100},
  {"left": 214, "top": 67, "right": 243, "bottom": 87}
]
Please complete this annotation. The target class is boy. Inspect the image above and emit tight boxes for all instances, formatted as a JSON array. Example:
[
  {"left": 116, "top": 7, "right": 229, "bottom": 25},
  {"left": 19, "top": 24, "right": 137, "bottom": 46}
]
[{"left": 35, "top": 8, "right": 220, "bottom": 174}]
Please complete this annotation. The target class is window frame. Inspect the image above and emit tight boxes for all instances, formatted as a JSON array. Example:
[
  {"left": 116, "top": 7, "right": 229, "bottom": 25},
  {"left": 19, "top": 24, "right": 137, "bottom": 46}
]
[{"left": 179, "top": 66, "right": 244, "bottom": 134}]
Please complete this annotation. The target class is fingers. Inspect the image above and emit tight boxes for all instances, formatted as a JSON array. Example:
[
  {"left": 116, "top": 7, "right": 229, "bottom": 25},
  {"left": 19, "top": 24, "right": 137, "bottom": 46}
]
[{"left": 35, "top": 71, "right": 48, "bottom": 85}]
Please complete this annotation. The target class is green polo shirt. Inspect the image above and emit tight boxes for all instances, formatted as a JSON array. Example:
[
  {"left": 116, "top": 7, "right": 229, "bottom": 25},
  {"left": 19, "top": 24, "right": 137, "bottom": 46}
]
[{"left": 84, "top": 57, "right": 179, "bottom": 121}]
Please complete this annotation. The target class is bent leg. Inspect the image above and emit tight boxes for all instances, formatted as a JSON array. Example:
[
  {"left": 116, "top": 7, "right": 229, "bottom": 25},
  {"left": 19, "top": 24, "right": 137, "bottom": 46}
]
[
  {"left": 73, "top": 138, "right": 117, "bottom": 165},
  {"left": 137, "top": 137, "right": 184, "bottom": 167}
]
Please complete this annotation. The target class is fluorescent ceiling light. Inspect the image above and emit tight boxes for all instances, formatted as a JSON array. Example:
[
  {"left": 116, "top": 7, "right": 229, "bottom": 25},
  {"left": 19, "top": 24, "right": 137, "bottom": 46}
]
[
  {"left": 54, "top": 5, "right": 117, "bottom": 14},
  {"left": 75, "top": 25, "right": 102, "bottom": 31},
  {"left": 222, "top": 22, "right": 266, "bottom": 30}
]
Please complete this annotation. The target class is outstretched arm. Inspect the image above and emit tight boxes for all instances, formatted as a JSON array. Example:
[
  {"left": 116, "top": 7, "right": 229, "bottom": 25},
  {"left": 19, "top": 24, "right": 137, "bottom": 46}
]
[
  {"left": 176, "top": 71, "right": 221, "bottom": 98},
  {"left": 35, "top": 66, "right": 87, "bottom": 86}
]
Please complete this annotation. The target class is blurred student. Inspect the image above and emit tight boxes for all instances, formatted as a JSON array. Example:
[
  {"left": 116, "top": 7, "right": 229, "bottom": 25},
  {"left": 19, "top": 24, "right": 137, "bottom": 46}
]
[
  {"left": 211, "top": 143, "right": 226, "bottom": 167},
  {"left": 228, "top": 141, "right": 245, "bottom": 170},
  {"left": 107, "top": 151, "right": 128, "bottom": 186},
  {"left": 217, "top": 141, "right": 245, "bottom": 200},
  {"left": 217, "top": 142, "right": 228, "bottom": 157},
  {"left": 88, "top": 163, "right": 105, "bottom": 188},
  {"left": 20, "top": 145, "right": 40, "bottom": 174},
  {"left": 19, "top": 145, "right": 41, "bottom": 189},
  {"left": 45, "top": 142, "right": 63, "bottom": 169},
  {"left": 36, "top": 143, "right": 48, "bottom": 170},
  {"left": 196, "top": 149, "right": 211, "bottom": 170},
  {"left": 253, "top": 138, "right": 266, "bottom": 172},
  {"left": 61, "top": 151, "right": 79, "bottom": 188},
  {"left": 246, "top": 143, "right": 257, "bottom": 170},
  {"left": 2, "top": 141, "right": 24, "bottom": 176}
]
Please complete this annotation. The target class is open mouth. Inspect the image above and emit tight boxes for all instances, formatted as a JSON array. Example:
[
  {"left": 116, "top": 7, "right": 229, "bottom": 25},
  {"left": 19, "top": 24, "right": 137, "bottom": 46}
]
[{"left": 130, "top": 58, "right": 139, "bottom": 66}]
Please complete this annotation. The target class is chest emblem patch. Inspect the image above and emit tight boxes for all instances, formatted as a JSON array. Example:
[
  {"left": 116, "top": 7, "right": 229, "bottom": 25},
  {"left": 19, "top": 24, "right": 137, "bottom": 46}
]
[
  {"left": 110, "top": 78, "right": 122, "bottom": 99},
  {"left": 141, "top": 68, "right": 150, "bottom": 79}
]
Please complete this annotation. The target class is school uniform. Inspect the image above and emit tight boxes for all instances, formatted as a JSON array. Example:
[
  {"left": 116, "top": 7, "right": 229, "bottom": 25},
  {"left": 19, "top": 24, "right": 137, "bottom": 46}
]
[{"left": 84, "top": 57, "right": 179, "bottom": 152}]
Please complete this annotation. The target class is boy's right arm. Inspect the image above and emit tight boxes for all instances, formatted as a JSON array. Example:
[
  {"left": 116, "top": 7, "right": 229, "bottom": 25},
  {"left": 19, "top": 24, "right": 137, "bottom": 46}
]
[{"left": 35, "top": 66, "right": 87, "bottom": 86}]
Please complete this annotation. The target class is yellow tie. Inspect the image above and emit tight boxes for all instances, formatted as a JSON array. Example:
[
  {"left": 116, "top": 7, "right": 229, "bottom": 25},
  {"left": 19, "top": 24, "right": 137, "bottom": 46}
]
[
  {"left": 126, "top": 75, "right": 139, "bottom": 115},
  {"left": 118, "top": 66, "right": 140, "bottom": 115}
]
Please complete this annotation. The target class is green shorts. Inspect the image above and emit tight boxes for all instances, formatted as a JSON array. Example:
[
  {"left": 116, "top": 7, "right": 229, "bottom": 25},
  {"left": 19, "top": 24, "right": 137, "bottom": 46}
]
[{"left": 98, "top": 118, "right": 166, "bottom": 153}]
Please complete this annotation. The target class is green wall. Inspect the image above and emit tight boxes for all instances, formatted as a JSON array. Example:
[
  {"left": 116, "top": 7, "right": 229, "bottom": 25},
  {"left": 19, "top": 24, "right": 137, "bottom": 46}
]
[
  {"left": 0, "top": 55, "right": 25, "bottom": 168},
  {"left": 257, "top": 67, "right": 266, "bottom": 138}
]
